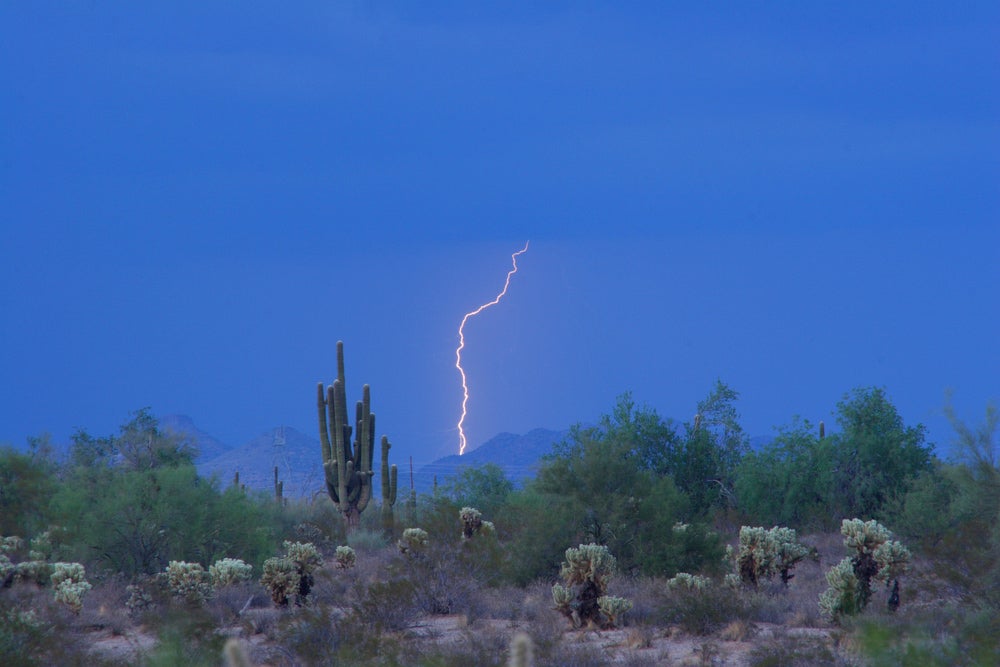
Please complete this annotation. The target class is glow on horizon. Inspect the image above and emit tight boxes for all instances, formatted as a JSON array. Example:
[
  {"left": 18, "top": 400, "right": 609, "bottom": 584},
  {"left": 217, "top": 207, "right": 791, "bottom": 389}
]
[{"left": 455, "top": 241, "right": 529, "bottom": 455}]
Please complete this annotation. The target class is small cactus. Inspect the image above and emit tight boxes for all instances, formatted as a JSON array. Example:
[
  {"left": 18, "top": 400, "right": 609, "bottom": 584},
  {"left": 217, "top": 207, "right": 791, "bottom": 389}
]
[
  {"left": 819, "top": 519, "right": 911, "bottom": 621},
  {"left": 553, "top": 543, "right": 629, "bottom": 629},
  {"left": 736, "top": 525, "right": 809, "bottom": 587},
  {"left": 597, "top": 595, "right": 633, "bottom": 628},
  {"left": 259, "top": 542, "right": 322, "bottom": 607},
  {"left": 666, "top": 572, "right": 711, "bottom": 591},
  {"left": 164, "top": 561, "right": 212, "bottom": 605},
  {"left": 507, "top": 632, "right": 535, "bottom": 667},
  {"left": 334, "top": 545, "right": 357, "bottom": 569},
  {"left": 398, "top": 527, "right": 429, "bottom": 556},
  {"left": 50, "top": 562, "right": 91, "bottom": 613},
  {"left": 209, "top": 558, "right": 253, "bottom": 587}
]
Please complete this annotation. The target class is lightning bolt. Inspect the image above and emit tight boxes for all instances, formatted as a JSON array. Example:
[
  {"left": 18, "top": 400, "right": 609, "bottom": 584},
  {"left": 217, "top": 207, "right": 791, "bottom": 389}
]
[{"left": 456, "top": 241, "right": 529, "bottom": 455}]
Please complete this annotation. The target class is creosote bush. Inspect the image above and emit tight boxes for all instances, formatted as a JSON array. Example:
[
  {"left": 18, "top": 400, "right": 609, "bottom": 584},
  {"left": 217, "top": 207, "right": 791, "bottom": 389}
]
[{"left": 660, "top": 572, "right": 747, "bottom": 636}]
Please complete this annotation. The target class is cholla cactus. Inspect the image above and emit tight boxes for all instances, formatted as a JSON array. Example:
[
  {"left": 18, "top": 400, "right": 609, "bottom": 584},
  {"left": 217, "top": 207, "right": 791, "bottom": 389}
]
[
  {"left": 667, "top": 572, "right": 711, "bottom": 591},
  {"left": 818, "top": 557, "right": 859, "bottom": 620},
  {"left": 164, "top": 561, "right": 212, "bottom": 605},
  {"left": 551, "top": 583, "right": 574, "bottom": 614},
  {"left": 398, "top": 527, "right": 429, "bottom": 556},
  {"left": 841, "top": 519, "right": 891, "bottom": 554},
  {"left": 819, "top": 519, "right": 911, "bottom": 620},
  {"left": 561, "top": 543, "right": 617, "bottom": 589},
  {"left": 125, "top": 583, "right": 153, "bottom": 616},
  {"left": 263, "top": 541, "right": 323, "bottom": 606},
  {"left": 737, "top": 525, "right": 809, "bottom": 587},
  {"left": 209, "top": 558, "right": 253, "bottom": 587},
  {"left": 28, "top": 531, "right": 54, "bottom": 562},
  {"left": 507, "top": 631, "right": 535, "bottom": 667},
  {"left": 334, "top": 545, "right": 357, "bottom": 569},
  {"left": 458, "top": 507, "right": 493, "bottom": 540},
  {"left": 14, "top": 559, "right": 52, "bottom": 585},
  {"left": 50, "top": 562, "right": 92, "bottom": 613},
  {"left": 260, "top": 557, "right": 299, "bottom": 607},
  {"left": 553, "top": 543, "right": 627, "bottom": 629},
  {"left": 0, "top": 554, "right": 15, "bottom": 584},
  {"left": 597, "top": 595, "right": 633, "bottom": 628},
  {"left": 873, "top": 540, "right": 911, "bottom": 584},
  {"left": 1, "top": 535, "right": 24, "bottom": 555}
]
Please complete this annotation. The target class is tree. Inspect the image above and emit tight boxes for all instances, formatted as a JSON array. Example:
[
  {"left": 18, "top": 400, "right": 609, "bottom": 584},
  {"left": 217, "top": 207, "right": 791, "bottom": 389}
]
[
  {"left": 532, "top": 394, "right": 721, "bottom": 576},
  {"left": 439, "top": 463, "right": 514, "bottom": 519},
  {"left": 736, "top": 418, "right": 835, "bottom": 530},
  {"left": 829, "top": 387, "right": 932, "bottom": 519},
  {"left": 666, "top": 381, "right": 750, "bottom": 517},
  {"left": 0, "top": 443, "right": 56, "bottom": 537}
]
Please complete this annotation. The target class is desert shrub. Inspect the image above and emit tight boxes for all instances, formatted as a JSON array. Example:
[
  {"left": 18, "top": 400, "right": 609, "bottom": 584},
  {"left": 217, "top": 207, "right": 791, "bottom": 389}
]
[
  {"left": 853, "top": 604, "right": 1000, "bottom": 666},
  {"left": 275, "top": 605, "right": 343, "bottom": 665},
  {"left": 209, "top": 558, "right": 253, "bottom": 587},
  {"left": 346, "top": 527, "right": 388, "bottom": 553},
  {"left": 658, "top": 574, "right": 748, "bottom": 635},
  {"left": 348, "top": 577, "right": 420, "bottom": 634},
  {"left": 748, "top": 630, "right": 839, "bottom": 667},
  {"left": 736, "top": 525, "right": 810, "bottom": 587},
  {"left": 145, "top": 606, "right": 226, "bottom": 667}
]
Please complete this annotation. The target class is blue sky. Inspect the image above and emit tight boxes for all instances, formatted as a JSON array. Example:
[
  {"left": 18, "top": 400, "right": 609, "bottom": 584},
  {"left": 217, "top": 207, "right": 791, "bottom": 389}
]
[{"left": 2, "top": 3, "right": 997, "bottom": 467}]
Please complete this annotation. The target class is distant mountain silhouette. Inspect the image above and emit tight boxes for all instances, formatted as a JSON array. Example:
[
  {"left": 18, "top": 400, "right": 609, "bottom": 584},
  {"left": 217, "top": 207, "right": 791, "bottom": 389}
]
[
  {"left": 168, "top": 417, "right": 767, "bottom": 499},
  {"left": 160, "top": 414, "right": 234, "bottom": 462},
  {"left": 412, "top": 428, "right": 568, "bottom": 494},
  {"left": 195, "top": 425, "right": 324, "bottom": 499}
]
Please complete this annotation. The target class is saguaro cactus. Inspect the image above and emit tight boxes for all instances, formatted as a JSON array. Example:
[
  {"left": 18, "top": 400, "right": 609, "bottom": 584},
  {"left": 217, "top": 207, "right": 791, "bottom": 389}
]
[
  {"left": 318, "top": 341, "right": 379, "bottom": 529},
  {"left": 381, "top": 435, "right": 398, "bottom": 532}
]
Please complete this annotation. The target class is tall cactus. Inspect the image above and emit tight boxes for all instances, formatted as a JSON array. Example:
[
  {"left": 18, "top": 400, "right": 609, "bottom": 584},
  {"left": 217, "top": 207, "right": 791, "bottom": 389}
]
[
  {"left": 380, "top": 435, "right": 398, "bottom": 532},
  {"left": 317, "top": 341, "right": 380, "bottom": 529}
]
